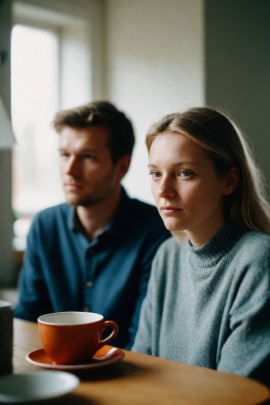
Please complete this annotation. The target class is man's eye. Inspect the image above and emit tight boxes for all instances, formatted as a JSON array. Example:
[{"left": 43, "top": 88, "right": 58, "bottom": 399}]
[
  {"left": 82, "top": 154, "right": 97, "bottom": 161},
  {"left": 149, "top": 171, "right": 161, "bottom": 178},
  {"left": 60, "top": 152, "right": 69, "bottom": 159}
]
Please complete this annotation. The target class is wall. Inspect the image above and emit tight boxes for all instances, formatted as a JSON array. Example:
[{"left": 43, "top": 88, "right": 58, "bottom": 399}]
[
  {"left": 104, "top": 0, "right": 205, "bottom": 203},
  {"left": 205, "top": 0, "right": 270, "bottom": 195},
  {"left": 0, "top": 0, "right": 14, "bottom": 286}
]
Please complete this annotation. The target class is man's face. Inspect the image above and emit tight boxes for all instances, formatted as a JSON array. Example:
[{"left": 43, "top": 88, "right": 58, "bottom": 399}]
[{"left": 58, "top": 125, "right": 121, "bottom": 207}]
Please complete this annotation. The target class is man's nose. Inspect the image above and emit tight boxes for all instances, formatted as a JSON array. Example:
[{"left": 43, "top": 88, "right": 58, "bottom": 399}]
[{"left": 66, "top": 156, "right": 79, "bottom": 175}]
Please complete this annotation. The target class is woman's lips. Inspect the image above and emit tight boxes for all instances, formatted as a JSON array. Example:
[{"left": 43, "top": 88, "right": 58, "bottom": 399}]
[{"left": 160, "top": 206, "right": 183, "bottom": 215}]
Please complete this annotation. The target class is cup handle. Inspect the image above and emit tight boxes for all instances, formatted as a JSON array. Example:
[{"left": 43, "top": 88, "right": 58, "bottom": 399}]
[{"left": 100, "top": 320, "right": 119, "bottom": 347}]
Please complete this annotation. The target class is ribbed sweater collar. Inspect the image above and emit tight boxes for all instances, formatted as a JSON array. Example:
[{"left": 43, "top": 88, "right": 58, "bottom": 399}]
[{"left": 188, "top": 224, "right": 246, "bottom": 268}]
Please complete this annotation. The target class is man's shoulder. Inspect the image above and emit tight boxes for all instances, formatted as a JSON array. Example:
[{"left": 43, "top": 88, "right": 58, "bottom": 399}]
[
  {"left": 31, "top": 203, "right": 71, "bottom": 227},
  {"left": 125, "top": 196, "right": 167, "bottom": 231},
  {"left": 126, "top": 195, "right": 160, "bottom": 218}
]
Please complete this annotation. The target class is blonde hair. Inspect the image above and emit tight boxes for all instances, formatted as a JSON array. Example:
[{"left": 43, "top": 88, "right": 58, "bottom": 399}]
[{"left": 146, "top": 107, "right": 270, "bottom": 234}]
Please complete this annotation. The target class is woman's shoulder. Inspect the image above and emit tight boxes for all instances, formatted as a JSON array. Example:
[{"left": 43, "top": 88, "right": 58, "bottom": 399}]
[
  {"left": 237, "top": 229, "right": 270, "bottom": 252},
  {"left": 156, "top": 235, "right": 183, "bottom": 250},
  {"left": 153, "top": 235, "right": 188, "bottom": 263},
  {"left": 231, "top": 229, "right": 270, "bottom": 272}
]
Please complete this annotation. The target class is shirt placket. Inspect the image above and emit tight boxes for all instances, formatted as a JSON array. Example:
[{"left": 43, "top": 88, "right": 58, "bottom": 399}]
[{"left": 84, "top": 244, "right": 98, "bottom": 312}]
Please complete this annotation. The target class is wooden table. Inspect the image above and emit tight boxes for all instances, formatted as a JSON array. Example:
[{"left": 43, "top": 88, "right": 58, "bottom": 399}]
[{"left": 13, "top": 319, "right": 270, "bottom": 404}]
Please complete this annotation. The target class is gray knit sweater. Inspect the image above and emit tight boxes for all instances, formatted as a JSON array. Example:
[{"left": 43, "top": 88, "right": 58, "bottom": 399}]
[{"left": 132, "top": 224, "right": 270, "bottom": 386}]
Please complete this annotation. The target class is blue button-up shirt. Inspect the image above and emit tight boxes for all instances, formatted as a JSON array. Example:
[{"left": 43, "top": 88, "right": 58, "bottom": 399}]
[{"left": 15, "top": 188, "right": 170, "bottom": 348}]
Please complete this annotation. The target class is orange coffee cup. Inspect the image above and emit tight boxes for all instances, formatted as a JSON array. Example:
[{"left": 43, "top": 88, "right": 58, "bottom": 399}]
[{"left": 38, "top": 311, "right": 118, "bottom": 365}]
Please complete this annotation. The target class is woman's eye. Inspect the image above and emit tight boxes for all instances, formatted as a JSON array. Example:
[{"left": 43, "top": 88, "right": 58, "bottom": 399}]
[{"left": 180, "top": 170, "right": 192, "bottom": 178}]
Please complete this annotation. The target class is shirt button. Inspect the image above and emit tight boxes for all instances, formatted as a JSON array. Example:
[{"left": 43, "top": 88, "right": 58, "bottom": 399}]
[
  {"left": 86, "top": 281, "right": 93, "bottom": 288},
  {"left": 84, "top": 306, "right": 90, "bottom": 312},
  {"left": 89, "top": 248, "right": 94, "bottom": 254}
]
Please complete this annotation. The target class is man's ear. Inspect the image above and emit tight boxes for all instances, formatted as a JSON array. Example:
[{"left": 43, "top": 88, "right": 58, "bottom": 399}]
[
  {"left": 115, "top": 155, "right": 131, "bottom": 181},
  {"left": 223, "top": 166, "right": 240, "bottom": 196}
]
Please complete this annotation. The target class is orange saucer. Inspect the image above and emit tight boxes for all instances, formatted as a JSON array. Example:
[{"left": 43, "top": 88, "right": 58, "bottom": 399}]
[{"left": 26, "top": 345, "right": 125, "bottom": 371}]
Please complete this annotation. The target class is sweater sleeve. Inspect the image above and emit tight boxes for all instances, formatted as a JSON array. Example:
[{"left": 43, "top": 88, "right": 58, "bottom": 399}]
[
  {"left": 131, "top": 264, "right": 154, "bottom": 354},
  {"left": 132, "top": 246, "right": 166, "bottom": 355},
  {"left": 217, "top": 255, "right": 270, "bottom": 387},
  {"left": 126, "top": 229, "right": 169, "bottom": 350},
  {"left": 132, "top": 240, "right": 171, "bottom": 355}
]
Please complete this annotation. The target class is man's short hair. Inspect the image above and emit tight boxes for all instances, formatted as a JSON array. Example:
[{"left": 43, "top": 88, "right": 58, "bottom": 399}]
[{"left": 52, "top": 101, "right": 135, "bottom": 164}]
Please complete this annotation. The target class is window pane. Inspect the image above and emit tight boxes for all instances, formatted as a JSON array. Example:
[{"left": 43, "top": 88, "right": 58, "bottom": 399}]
[{"left": 11, "top": 25, "right": 64, "bottom": 214}]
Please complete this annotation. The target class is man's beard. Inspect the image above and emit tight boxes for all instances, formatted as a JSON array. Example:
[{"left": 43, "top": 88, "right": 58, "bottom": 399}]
[{"left": 65, "top": 184, "right": 116, "bottom": 208}]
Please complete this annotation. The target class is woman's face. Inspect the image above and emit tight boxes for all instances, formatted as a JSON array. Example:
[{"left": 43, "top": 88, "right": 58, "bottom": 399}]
[{"left": 148, "top": 132, "right": 237, "bottom": 246}]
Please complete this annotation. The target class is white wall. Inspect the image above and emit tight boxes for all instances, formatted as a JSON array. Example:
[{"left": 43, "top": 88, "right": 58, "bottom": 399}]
[{"left": 104, "top": 0, "right": 204, "bottom": 203}]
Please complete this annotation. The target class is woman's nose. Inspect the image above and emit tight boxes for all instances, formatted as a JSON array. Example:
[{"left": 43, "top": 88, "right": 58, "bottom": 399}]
[{"left": 158, "top": 177, "right": 176, "bottom": 198}]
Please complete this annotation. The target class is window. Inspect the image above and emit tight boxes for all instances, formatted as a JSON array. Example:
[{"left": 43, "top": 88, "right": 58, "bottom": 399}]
[{"left": 11, "top": 24, "right": 62, "bottom": 214}]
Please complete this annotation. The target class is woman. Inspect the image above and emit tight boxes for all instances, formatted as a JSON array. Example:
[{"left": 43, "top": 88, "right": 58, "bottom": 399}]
[{"left": 132, "top": 107, "right": 270, "bottom": 386}]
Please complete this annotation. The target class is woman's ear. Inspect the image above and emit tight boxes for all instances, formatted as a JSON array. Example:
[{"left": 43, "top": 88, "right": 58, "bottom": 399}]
[{"left": 223, "top": 167, "right": 240, "bottom": 196}]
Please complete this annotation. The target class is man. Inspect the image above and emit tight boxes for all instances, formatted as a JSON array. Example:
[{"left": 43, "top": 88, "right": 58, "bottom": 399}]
[{"left": 14, "top": 101, "right": 170, "bottom": 349}]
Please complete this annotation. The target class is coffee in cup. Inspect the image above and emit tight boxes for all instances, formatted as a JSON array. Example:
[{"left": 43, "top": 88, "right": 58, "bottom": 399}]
[{"left": 38, "top": 311, "right": 118, "bottom": 365}]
